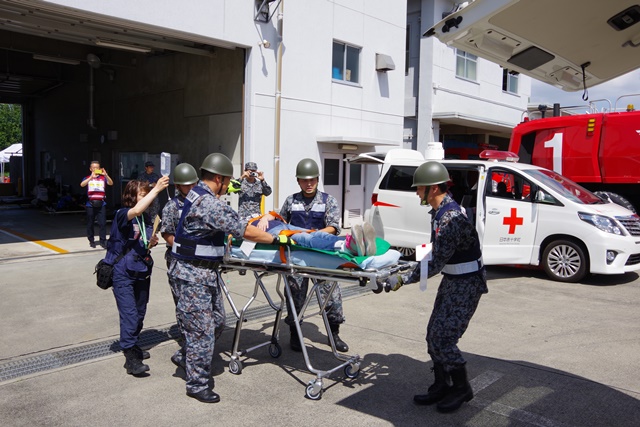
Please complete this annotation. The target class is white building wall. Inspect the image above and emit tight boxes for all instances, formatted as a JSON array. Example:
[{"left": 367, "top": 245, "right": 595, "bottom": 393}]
[
  {"left": 431, "top": 41, "right": 531, "bottom": 126},
  {"left": 256, "top": 1, "right": 407, "bottom": 208}
]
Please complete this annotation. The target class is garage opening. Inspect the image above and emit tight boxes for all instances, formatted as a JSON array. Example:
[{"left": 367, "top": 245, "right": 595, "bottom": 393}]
[{"left": 0, "top": 4, "right": 245, "bottom": 213}]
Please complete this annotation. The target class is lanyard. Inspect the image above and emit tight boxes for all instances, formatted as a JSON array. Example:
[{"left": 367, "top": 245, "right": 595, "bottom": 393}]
[{"left": 135, "top": 216, "right": 148, "bottom": 249}]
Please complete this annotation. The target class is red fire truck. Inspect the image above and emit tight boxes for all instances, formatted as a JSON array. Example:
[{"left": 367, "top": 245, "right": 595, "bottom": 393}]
[{"left": 509, "top": 100, "right": 640, "bottom": 212}]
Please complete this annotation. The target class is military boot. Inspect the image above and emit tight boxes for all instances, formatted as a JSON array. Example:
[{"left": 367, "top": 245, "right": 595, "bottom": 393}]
[
  {"left": 132, "top": 344, "right": 150, "bottom": 360},
  {"left": 329, "top": 324, "right": 349, "bottom": 353},
  {"left": 123, "top": 348, "right": 150, "bottom": 376},
  {"left": 413, "top": 363, "right": 451, "bottom": 405},
  {"left": 290, "top": 326, "right": 302, "bottom": 352},
  {"left": 436, "top": 365, "right": 473, "bottom": 413}
]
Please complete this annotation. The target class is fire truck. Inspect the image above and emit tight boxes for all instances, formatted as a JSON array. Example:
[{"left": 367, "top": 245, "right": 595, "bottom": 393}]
[{"left": 509, "top": 99, "right": 640, "bottom": 212}]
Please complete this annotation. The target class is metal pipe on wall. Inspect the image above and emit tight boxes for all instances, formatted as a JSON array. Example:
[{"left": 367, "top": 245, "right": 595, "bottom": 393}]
[{"left": 273, "top": 0, "right": 284, "bottom": 208}]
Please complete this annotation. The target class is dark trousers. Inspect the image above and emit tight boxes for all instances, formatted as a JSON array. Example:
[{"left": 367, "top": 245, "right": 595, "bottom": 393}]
[
  {"left": 426, "top": 273, "right": 485, "bottom": 371},
  {"left": 112, "top": 275, "right": 150, "bottom": 350},
  {"left": 86, "top": 204, "right": 107, "bottom": 243}
]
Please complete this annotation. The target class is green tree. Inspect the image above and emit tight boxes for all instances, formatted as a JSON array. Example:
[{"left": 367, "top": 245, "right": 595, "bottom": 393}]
[{"left": 0, "top": 103, "right": 22, "bottom": 151}]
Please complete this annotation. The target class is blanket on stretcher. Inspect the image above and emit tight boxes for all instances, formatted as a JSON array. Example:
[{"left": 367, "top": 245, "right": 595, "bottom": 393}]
[{"left": 230, "top": 237, "right": 401, "bottom": 270}]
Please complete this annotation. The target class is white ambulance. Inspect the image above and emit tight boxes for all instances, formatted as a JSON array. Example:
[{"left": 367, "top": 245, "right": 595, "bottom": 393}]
[{"left": 355, "top": 148, "right": 640, "bottom": 283}]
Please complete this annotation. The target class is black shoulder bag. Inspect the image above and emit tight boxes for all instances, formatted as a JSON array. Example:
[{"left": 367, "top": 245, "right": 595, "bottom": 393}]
[{"left": 94, "top": 248, "right": 131, "bottom": 290}]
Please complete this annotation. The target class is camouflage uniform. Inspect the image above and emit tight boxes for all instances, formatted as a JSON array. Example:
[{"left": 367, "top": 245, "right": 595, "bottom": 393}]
[
  {"left": 402, "top": 194, "right": 487, "bottom": 371},
  {"left": 169, "top": 181, "right": 246, "bottom": 394},
  {"left": 160, "top": 191, "right": 185, "bottom": 301},
  {"left": 237, "top": 178, "right": 272, "bottom": 221},
  {"left": 279, "top": 191, "right": 345, "bottom": 326},
  {"left": 160, "top": 191, "right": 186, "bottom": 364}
]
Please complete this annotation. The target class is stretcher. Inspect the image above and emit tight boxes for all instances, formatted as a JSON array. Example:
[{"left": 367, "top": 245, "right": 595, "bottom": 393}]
[{"left": 217, "top": 238, "right": 417, "bottom": 400}]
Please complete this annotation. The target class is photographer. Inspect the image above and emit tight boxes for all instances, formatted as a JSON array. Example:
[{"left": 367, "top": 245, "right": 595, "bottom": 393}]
[
  {"left": 237, "top": 161, "right": 272, "bottom": 221},
  {"left": 80, "top": 161, "right": 113, "bottom": 249}
]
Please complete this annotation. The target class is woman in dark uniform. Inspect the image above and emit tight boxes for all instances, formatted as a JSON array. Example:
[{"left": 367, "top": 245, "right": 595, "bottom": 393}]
[{"left": 105, "top": 175, "right": 169, "bottom": 376}]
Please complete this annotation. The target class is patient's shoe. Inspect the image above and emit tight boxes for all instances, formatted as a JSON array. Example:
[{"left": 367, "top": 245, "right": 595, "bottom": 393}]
[
  {"left": 362, "top": 222, "right": 377, "bottom": 256},
  {"left": 350, "top": 224, "right": 366, "bottom": 256}
]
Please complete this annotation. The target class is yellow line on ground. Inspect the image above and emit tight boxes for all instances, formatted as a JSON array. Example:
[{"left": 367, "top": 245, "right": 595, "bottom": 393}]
[{"left": 0, "top": 227, "right": 69, "bottom": 254}]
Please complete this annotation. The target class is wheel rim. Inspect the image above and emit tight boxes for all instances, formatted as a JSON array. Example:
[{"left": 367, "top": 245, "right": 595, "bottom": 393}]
[
  {"left": 395, "top": 246, "right": 415, "bottom": 257},
  {"left": 547, "top": 244, "right": 581, "bottom": 279}
]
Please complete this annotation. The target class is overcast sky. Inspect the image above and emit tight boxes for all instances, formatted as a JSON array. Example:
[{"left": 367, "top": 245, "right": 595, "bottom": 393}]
[{"left": 529, "top": 69, "right": 640, "bottom": 111}]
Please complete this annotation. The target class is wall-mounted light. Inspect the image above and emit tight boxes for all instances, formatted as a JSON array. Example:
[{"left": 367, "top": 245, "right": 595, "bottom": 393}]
[
  {"left": 33, "top": 54, "right": 80, "bottom": 65},
  {"left": 95, "top": 39, "right": 152, "bottom": 53},
  {"left": 339, "top": 144, "right": 358, "bottom": 151}
]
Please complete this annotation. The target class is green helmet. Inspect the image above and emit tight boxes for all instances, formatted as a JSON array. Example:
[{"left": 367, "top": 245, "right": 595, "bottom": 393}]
[
  {"left": 173, "top": 163, "right": 198, "bottom": 185},
  {"left": 200, "top": 153, "right": 234, "bottom": 177},
  {"left": 295, "top": 158, "right": 320, "bottom": 179},
  {"left": 412, "top": 161, "right": 449, "bottom": 187}
]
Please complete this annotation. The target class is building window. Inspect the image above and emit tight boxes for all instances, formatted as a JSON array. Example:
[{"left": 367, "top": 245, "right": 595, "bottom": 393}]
[
  {"left": 456, "top": 49, "right": 477, "bottom": 81},
  {"left": 324, "top": 158, "right": 340, "bottom": 185},
  {"left": 332, "top": 41, "right": 360, "bottom": 83},
  {"left": 502, "top": 69, "right": 519, "bottom": 94}
]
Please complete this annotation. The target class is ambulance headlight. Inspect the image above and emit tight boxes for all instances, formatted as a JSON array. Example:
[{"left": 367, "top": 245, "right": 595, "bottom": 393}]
[{"left": 578, "top": 212, "right": 624, "bottom": 235}]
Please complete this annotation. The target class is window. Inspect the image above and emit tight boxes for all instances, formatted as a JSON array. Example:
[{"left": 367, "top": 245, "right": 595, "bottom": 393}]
[
  {"left": 502, "top": 69, "right": 519, "bottom": 93},
  {"left": 380, "top": 166, "right": 417, "bottom": 192},
  {"left": 349, "top": 163, "right": 362, "bottom": 186},
  {"left": 332, "top": 41, "right": 360, "bottom": 83},
  {"left": 455, "top": 49, "right": 477, "bottom": 81},
  {"left": 323, "top": 158, "right": 340, "bottom": 185},
  {"left": 486, "top": 170, "right": 534, "bottom": 202}
]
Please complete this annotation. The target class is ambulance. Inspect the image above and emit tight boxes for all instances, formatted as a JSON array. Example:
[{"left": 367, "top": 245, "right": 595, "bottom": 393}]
[{"left": 354, "top": 148, "right": 640, "bottom": 283}]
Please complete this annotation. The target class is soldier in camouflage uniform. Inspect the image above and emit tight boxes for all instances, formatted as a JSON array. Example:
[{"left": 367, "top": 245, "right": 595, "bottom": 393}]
[
  {"left": 159, "top": 163, "right": 198, "bottom": 369},
  {"left": 257, "top": 158, "right": 349, "bottom": 353},
  {"left": 169, "top": 153, "right": 280, "bottom": 404},
  {"left": 399, "top": 161, "right": 488, "bottom": 413},
  {"left": 237, "top": 161, "right": 272, "bottom": 221}
]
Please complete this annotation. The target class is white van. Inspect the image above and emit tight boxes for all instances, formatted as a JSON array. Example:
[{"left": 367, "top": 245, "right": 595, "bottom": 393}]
[{"left": 353, "top": 148, "right": 640, "bottom": 283}]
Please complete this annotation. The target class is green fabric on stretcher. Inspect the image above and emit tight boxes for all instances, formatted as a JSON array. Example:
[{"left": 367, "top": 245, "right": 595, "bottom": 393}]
[{"left": 226, "top": 236, "right": 391, "bottom": 264}]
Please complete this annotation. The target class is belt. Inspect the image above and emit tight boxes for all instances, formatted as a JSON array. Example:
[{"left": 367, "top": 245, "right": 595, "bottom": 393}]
[
  {"left": 441, "top": 258, "right": 483, "bottom": 275},
  {"left": 128, "top": 270, "right": 151, "bottom": 279},
  {"left": 182, "top": 259, "right": 220, "bottom": 269}
]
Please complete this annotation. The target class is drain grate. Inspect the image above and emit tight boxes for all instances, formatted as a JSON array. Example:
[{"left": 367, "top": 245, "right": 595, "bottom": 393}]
[{"left": 0, "top": 282, "right": 373, "bottom": 382}]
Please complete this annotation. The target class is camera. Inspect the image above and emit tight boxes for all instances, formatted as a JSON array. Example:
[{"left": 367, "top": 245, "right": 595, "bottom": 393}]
[
  {"left": 250, "top": 172, "right": 259, "bottom": 177},
  {"left": 95, "top": 169, "right": 104, "bottom": 175}
]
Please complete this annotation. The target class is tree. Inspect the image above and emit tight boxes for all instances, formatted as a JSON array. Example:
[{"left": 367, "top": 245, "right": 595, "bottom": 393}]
[{"left": 0, "top": 104, "right": 22, "bottom": 151}]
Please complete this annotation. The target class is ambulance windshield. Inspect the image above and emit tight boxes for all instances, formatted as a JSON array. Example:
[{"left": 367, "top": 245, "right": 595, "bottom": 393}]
[{"left": 528, "top": 169, "right": 603, "bottom": 205}]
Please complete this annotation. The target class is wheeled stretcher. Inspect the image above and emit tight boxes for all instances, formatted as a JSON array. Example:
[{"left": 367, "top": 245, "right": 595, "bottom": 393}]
[{"left": 217, "top": 238, "right": 417, "bottom": 400}]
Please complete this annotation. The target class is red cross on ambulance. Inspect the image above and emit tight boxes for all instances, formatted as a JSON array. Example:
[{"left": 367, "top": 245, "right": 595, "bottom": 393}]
[{"left": 503, "top": 207, "right": 523, "bottom": 234}]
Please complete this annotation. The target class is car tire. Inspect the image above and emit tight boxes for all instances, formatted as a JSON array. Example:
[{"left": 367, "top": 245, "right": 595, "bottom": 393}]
[
  {"left": 542, "top": 239, "right": 588, "bottom": 283},
  {"left": 593, "top": 191, "right": 636, "bottom": 214}
]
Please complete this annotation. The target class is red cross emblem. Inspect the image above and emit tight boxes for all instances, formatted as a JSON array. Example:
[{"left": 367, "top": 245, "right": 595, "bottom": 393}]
[{"left": 503, "top": 208, "right": 523, "bottom": 234}]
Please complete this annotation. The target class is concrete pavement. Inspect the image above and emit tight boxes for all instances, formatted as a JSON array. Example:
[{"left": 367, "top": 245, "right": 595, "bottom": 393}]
[{"left": 1, "top": 206, "right": 639, "bottom": 426}]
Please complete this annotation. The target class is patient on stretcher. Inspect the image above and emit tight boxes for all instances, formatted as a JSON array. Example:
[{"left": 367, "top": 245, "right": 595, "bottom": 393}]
[{"left": 250, "top": 216, "right": 377, "bottom": 257}]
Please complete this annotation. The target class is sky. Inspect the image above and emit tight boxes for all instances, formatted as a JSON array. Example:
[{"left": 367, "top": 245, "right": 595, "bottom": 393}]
[{"left": 529, "top": 69, "right": 640, "bottom": 112}]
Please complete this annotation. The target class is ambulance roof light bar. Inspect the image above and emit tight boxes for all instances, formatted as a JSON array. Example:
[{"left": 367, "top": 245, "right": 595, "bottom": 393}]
[{"left": 479, "top": 150, "right": 520, "bottom": 162}]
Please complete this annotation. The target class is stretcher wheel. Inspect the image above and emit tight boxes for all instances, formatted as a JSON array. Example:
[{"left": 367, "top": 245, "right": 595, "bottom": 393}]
[
  {"left": 305, "top": 382, "right": 323, "bottom": 400},
  {"left": 268, "top": 343, "right": 282, "bottom": 358},
  {"left": 229, "top": 359, "right": 243, "bottom": 375},
  {"left": 344, "top": 364, "right": 360, "bottom": 379}
]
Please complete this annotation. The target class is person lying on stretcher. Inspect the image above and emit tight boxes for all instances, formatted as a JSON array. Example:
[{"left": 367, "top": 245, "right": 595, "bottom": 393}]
[{"left": 250, "top": 213, "right": 377, "bottom": 257}]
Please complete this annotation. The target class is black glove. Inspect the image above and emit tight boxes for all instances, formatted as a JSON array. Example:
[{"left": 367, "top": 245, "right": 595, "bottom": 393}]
[
  {"left": 384, "top": 275, "right": 403, "bottom": 292},
  {"left": 272, "top": 235, "right": 293, "bottom": 246}
]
